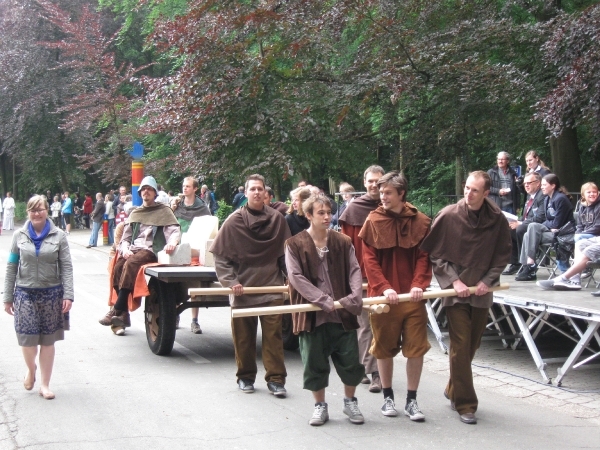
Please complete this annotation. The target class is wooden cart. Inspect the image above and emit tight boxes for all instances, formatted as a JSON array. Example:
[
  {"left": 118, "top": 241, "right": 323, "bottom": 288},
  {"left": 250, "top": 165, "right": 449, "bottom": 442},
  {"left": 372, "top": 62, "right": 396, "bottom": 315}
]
[{"left": 142, "top": 266, "right": 298, "bottom": 355}]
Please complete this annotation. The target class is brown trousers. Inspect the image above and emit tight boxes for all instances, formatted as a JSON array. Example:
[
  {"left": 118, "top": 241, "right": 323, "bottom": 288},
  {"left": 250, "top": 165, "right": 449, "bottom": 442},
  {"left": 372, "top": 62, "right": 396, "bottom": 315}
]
[
  {"left": 231, "top": 298, "right": 287, "bottom": 384},
  {"left": 357, "top": 308, "right": 378, "bottom": 374},
  {"left": 445, "top": 303, "right": 489, "bottom": 415},
  {"left": 112, "top": 249, "right": 157, "bottom": 292}
]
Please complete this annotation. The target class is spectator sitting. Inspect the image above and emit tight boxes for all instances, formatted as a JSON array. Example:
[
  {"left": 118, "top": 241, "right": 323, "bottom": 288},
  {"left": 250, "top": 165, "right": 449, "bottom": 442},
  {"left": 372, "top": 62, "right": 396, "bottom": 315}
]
[
  {"left": 502, "top": 172, "right": 546, "bottom": 275},
  {"left": 575, "top": 182, "right": 600, "bottom": 242},
  {"left": 537, "top": 236, "right": 600, "bottom": 292},
  {"left": 515, "top": 174, "right": 574, "bottom": 281}
]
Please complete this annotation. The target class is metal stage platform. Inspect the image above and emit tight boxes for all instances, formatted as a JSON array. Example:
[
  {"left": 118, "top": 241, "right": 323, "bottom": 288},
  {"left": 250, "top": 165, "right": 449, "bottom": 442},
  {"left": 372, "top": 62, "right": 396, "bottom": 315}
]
[{"left": 426, "top": 273, "right": 600, "bottom": 387}]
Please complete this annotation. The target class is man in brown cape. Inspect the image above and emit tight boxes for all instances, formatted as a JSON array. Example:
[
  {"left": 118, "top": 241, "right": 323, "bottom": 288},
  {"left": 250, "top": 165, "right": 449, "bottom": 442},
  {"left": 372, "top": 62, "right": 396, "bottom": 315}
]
[
  {"left": 359, "top": 171, "right": 432, "bottom": 422},
  {"left": 338, "top": 164, "right": 384, "bottom": 393},
  {"left": 210, "top": 174, "right": 291, "bottom": 397},
  {"left": 99, "top": 175, "right": 181, "bottom": 330},
  {"left": 420, "top": 171, "right": 511, "bottom": 425}
]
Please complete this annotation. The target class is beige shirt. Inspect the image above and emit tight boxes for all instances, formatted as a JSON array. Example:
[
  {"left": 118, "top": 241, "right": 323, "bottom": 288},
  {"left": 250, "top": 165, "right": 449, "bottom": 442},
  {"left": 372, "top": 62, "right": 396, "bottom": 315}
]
[{"left": 119, "top": 223, "right": 180, "bottom": 254}]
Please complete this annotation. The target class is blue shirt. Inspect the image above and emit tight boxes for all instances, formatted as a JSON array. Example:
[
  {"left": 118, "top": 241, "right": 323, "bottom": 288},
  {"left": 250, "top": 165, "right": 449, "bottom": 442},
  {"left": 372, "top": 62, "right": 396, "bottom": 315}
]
[{"left": 62, "top": 197, "right": 73, "bottom": 214}]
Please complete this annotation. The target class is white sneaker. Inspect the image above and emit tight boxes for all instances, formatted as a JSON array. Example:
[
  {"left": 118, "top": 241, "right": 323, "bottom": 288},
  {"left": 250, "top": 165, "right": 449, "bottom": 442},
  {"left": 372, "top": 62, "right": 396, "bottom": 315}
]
[
  {"left": 553, "top": 279, "right": 582, "bottom": 290},
  {"left": 537, "top": 279, "right": 557, "bottom": 290},
  {"left": 381, "top": 397, "right": 398, "bottom": 417},
  {"left": 343, "top": 397, "right": 364, "bottom": 424},
  {"left": 309, "top": 402, "right": 329, "bottom": 426}
]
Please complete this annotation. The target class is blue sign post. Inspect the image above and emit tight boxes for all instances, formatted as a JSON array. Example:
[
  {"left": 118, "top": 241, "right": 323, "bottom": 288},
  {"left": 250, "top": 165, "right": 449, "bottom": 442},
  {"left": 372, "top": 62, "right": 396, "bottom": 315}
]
[{"left": 128, "top": 142, "right": 145, "bottom": 206}]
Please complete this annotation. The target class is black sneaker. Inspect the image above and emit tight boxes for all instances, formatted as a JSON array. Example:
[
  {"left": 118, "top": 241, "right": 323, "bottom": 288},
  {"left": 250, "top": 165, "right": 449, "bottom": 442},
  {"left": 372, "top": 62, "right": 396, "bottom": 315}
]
[
  {"left": 238, "top": 379, "right": 254, "bottom": 393},
  {"left": 267, "top": 381, "right": 287, "bottom": 398},
  {"left": 502, "top": 264, "right": 521, "bottom": 275},
  {"left": 515, "top": 264, "right": 537, "bottom": 281}
]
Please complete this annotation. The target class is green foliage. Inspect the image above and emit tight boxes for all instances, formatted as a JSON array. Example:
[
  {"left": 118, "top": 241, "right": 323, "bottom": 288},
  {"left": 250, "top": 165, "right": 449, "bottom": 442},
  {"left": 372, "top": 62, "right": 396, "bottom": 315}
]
[
  {"left": 215, "top": 200, "right": 233, "bottom": 227},
  {"left": 14, "top": 202, "right": 27, "bottom": 221}
]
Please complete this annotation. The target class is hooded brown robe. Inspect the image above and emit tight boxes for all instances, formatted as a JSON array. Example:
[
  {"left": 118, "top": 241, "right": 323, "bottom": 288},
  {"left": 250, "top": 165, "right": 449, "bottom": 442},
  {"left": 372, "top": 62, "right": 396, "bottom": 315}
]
[
  {"left": 420, "top": 198, "right": 511, "bottom": 308},
  {"left": 210, "top": 205, "right": 291, "bottom": 306}
]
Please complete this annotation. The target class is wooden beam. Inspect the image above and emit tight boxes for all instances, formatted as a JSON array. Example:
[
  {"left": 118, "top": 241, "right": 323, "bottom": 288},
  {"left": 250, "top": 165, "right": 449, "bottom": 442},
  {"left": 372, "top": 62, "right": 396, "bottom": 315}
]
[
  {"left": 189, "top": 283, "right": 370, "bottom": 297},
  {"left": 231, "top": 284, "right": 510, "bottom": 318}
]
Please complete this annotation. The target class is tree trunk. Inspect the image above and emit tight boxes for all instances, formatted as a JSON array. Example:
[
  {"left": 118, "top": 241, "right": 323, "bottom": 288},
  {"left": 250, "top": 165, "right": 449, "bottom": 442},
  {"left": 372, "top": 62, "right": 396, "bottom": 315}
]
[
  {"left": 454, "top": 155, "right": 464, "bottom": 198},
  {"left": 549, "top": 127, "right": 582, "bottom": 193}
]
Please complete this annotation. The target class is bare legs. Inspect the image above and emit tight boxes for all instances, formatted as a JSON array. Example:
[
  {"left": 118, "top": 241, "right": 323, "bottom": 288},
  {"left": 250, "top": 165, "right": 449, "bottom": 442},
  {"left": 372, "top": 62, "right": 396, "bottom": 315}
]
[
  {"left": 378, "top": 356, "right": 423, "bottom": 390},
  {"left": 22, "top": 345, "right": 55, "bottom": 398},
  {"left": 406, "top": 356, "right": 423, "bottom": 391},
  {"left": 22, "top": 346, "right": 36, "bottom": 389},
  {"left": 312, "top": 385, "right": 357, "bottom": 403}
]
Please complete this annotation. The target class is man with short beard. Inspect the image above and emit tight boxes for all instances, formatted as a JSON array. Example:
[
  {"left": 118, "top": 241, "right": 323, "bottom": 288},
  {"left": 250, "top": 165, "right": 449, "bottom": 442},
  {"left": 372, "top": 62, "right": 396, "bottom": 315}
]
[
  {"left": 210, "top": 174, "right": 291, "bottom": 397},
  {"left": 421, "top": 171, "right": 511, "bottom": 425}
]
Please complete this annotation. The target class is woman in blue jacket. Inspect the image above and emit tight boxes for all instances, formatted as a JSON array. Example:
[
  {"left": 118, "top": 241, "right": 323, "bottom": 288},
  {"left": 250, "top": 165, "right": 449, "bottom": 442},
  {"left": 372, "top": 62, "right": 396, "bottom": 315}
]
[{"left": 516, "top": 174, "right": 574, "bottom": 281}]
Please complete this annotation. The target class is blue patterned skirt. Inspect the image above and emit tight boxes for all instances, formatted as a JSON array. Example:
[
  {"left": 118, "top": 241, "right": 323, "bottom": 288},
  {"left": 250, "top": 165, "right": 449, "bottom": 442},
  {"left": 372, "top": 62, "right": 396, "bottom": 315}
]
[{"left": 13, "top": 285, "right": 68, "bottom": 346}]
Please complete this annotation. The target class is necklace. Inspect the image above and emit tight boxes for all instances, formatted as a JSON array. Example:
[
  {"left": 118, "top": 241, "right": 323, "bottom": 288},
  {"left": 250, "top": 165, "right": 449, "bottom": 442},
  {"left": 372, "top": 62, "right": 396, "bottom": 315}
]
[{"left": 316, "top": 245, "right": 329, "bottom": 258}]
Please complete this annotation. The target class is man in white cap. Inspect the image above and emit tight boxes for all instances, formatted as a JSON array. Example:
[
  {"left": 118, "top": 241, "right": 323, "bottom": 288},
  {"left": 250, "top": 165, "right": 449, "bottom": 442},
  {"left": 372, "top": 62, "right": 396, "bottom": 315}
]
[{"left": 99, "top": 176, "right": 181, "bottom": 330}]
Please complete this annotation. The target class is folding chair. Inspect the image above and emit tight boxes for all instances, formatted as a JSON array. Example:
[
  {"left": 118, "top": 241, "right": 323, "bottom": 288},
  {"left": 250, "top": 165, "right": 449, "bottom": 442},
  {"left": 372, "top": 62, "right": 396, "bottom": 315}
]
[
  {"left": 536, "top": 242, "right": 558, "bottom": 279},
  {"left": 584, "top": 261, "right": 600, "bottom": 289}
]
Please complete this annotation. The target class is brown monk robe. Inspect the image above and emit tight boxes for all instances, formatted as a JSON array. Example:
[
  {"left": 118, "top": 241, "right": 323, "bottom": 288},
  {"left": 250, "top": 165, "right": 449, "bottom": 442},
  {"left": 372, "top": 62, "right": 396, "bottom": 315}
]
[
  {"left": 338, "top": 193, "right": 381, "bottom": 388},
  {"left": 421, "top": 195, "right": 511, "bottom": 423},
  {"left": 210, "top": 203, "right": 291, "bottom": 391}
]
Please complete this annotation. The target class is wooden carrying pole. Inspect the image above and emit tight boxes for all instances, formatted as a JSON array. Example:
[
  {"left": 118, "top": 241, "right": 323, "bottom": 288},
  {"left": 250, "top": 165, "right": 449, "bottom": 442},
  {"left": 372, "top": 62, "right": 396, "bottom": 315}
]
[
  {"left": 189, "top": 283, "right": 370, "bottom": 298},
  {"left": 230, "top": 283, "right": 510, "bottom": 318},
  {"left": 364, "top": 304, "right": 390, "bottom": 314}
]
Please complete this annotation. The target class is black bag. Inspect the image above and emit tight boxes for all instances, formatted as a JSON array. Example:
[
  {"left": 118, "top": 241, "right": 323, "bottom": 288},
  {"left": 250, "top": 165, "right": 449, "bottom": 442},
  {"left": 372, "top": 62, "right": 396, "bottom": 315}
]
[{"left": 554, "top": 221, "right": 576, "bottom": 261}]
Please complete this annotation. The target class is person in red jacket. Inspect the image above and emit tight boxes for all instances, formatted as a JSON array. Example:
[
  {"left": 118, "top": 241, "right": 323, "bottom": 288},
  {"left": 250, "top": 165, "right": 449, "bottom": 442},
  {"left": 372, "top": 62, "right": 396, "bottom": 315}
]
[
  {"left": 83, "top": 193, "right": 93, "bottom": 229},
  {"left": 359, "top": 171, "right": 432, "bottom": 422}
]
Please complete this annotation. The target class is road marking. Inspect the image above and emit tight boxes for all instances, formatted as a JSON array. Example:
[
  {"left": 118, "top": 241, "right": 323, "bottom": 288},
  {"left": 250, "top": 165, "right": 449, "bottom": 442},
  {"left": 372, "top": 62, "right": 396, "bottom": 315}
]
[{"left": 172, "top": 341, "right": 212, "bottom": 364}]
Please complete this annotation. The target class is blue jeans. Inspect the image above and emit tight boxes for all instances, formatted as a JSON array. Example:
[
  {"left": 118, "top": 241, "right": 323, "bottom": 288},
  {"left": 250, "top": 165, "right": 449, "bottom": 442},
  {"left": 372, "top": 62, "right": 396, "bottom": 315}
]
[
  {"left": 89, "top": 221, "right": 102, "bottom": 246},
  {"left": 107, "top": 219, "right": 115, "bottom": 244},
  {"left": 575, "top": 233, "right": 595, "bottom": 242}
]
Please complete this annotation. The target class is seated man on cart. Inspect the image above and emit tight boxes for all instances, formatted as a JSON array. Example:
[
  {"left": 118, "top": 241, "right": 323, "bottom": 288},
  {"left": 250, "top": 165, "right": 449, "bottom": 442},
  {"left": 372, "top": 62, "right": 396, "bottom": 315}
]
[{"left": 99, "top": 176, "right": 180, "bottom": 331}]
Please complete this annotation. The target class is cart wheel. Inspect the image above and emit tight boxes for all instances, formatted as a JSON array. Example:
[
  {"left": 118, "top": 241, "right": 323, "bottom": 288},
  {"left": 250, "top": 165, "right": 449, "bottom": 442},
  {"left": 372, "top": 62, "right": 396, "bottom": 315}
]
[
  {"left": 145, "top": 278, "right": 177, "bottom": 355},
  {"left": 282, "top": 313, "right": 299, "bottom": 351}
]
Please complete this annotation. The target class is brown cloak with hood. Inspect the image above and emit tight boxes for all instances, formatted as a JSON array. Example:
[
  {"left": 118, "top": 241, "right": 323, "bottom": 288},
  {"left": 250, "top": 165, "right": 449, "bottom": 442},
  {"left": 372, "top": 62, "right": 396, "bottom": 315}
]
[
  {"left": 210, "top": 205, "right": 291, "bottom": 306},
  {"left": 420, "top": 198, "right": 511, "bottom": 308}
]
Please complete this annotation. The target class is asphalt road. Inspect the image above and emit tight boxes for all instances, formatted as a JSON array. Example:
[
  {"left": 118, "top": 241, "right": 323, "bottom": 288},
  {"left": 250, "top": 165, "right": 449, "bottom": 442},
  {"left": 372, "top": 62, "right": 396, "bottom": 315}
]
[{"left": 0, "top": 228, "right": 599, "bottom": 449}]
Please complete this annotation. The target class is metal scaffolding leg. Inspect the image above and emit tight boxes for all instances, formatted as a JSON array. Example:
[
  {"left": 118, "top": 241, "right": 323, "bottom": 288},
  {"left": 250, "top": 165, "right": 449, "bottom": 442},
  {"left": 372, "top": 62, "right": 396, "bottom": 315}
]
[
  {"left": 488, "top": 307, "right": 509, "bottom": 348},
  {"left": 509, "top": 305, "right": 551, "bottom": 383},
  {"left": 555, "top": 321, "right": 600, "bottom": 386},
  {"left": 426, "top": 300, "right": 447, "bottom": 353}
]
